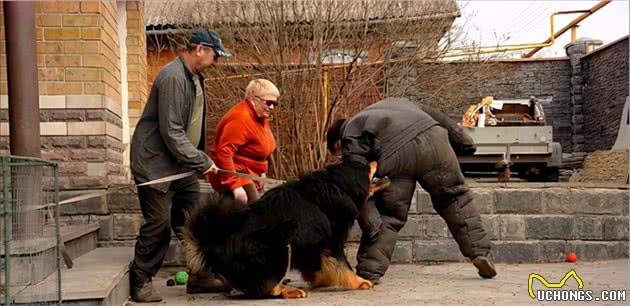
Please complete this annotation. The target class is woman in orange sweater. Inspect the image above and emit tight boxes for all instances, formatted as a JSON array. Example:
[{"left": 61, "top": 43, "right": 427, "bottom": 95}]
[{"left": 207, "top": 79, "right": 279, "bottom": 204}]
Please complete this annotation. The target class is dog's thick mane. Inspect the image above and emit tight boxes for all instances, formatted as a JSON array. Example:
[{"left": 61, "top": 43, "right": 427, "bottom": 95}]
[
  {"left": 277, "top": 162, "right": 370, "bottom": 214},
  {"left": 182, "top": 192, "right": 248, "bottom": 274},
  {"left": 183, "top": 161, "right": 372, "bottom": 288}
]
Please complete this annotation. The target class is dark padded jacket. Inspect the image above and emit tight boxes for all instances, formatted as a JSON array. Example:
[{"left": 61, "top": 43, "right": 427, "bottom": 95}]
[
  {"left": 130, "top": 56, "right": 212, "bottom": 192},
  {"left": 418, "top": 104, "right": 477, "bottom": 156},
  {"left": 339, "top": 97, "right": 475, "bottom": 167},
  {"left": 340, "top": 97, "right": 439, "bottom": 166}
]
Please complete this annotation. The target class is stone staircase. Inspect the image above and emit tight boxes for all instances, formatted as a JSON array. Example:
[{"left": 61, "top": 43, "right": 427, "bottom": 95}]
[
  {"left": 4, "top": 182, "right": 209, "bottom": 306},
  {"left": 11, "top": 247, "right": 132, "bottom": 306},
  {"left": 3, "top": 194, "right": 133, "bottom": 305},
  {"left": 0, "top": 223, "right": 96, "bottom": 287}
]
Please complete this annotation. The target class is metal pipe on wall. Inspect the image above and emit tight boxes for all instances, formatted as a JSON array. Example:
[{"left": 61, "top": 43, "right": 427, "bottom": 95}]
[
  {"left": 522, "top": 0, "right": 611, "bottom": 58},
  {"left": 3, "top": 1, "right": 44, "bottom": 241},
  {"left": 4, "top": 1, "right": 41, "bottom": 157}
]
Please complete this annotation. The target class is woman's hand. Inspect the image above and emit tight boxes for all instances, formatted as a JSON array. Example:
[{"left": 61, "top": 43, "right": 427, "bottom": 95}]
[
  {"left": 232, "top": 186, "right": 248, "bottom": 203},
  {"left": 203, "top": 163, "right": 219, "bottom": 175}
]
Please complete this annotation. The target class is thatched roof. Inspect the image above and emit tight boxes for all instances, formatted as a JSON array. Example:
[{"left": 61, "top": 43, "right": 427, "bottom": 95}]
[{"left": 145, "top": 0, "right": 460, "bottom": 29}]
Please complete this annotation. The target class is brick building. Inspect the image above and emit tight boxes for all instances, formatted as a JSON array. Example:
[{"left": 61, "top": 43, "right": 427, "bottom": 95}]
[{"left": 0, "top": 1, "right": 148, "bottom": 190}]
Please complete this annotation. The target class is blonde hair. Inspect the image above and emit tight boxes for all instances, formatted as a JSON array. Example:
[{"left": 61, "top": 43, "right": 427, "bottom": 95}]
[{"left": 245, "top": 79, "right": 280, "bottom": 100}]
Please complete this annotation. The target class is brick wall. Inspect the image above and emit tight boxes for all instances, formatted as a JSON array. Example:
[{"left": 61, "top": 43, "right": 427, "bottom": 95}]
[
  {"left": 581, "top": 36, "right": 629, "bottom": 152},
  {"left": 95, "top": 1, "right": 121, "bottom": 104},
  {"left": 125, "top": 1, "right": 147, "bottom": 132},
  {"left": 399, "top": 59, "right": 573, "bottom": 152},
  {"left": 0, "top": 1, "right": 129, "bottom": 189}
]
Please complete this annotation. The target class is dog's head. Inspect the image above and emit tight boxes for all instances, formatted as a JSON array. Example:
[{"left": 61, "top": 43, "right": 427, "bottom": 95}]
[
  {"left": 216, "top": 220, "right": 297, "bottom": 298},
  {"left": 324, "top": 160, "right": 376, "bottom": 208}
]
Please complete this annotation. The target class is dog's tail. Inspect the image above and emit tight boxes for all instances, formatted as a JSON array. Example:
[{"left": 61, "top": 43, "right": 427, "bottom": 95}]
[{"left": 181, "top": 191, "right": 247, "bottom": 275}]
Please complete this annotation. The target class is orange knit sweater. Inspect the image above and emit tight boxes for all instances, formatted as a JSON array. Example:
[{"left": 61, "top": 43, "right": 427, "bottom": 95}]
[{"left": 207, "top": 100, "right": 276, "bottom": 192}]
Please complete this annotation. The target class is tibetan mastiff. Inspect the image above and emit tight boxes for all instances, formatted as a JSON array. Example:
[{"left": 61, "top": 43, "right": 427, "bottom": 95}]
[{"left": 182, "top": 161, "right": 380, "bottom": 299}]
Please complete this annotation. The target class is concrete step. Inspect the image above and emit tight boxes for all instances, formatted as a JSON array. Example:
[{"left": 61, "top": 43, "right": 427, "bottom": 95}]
[
  {"left": 1, "top": 223, "right": 99, "bottom": 287},
  {"left": 12, "top": 247, "right": 133, "bottom": 305},
  {"left": 61, "top": 223, "right": 101, "bottom": 261}
]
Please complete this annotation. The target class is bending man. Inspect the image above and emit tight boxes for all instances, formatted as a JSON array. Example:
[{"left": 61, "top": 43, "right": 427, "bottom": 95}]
[{"left": 326, "top": 97, "right": 497, "bottom": 284}]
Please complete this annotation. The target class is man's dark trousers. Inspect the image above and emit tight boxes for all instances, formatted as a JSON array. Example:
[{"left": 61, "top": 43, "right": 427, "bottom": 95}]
[
  {"left": 129, "top": 175, "right": 199, "bottom": 283},
  {"left": 356, "top": 126, "right": 491, "bottom": 278}
]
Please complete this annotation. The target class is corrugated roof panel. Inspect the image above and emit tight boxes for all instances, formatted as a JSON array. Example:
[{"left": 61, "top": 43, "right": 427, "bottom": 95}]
[{"left": 144, "top": 0, "right": 459, "bottom": 27}]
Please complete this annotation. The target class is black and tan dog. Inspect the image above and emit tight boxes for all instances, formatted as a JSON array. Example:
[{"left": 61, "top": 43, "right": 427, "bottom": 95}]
[{"left": 182, "top": 161, "right": 381, "bottom": 299}]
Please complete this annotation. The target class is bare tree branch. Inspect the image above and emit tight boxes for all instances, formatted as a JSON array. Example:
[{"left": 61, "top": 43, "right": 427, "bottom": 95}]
[{"left": 146, "top": 0, "right": 503, "bottom": 179}]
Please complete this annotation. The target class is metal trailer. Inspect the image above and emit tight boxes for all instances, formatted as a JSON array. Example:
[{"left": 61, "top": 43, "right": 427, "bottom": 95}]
[{"left": 458, "top": 102, "right": 562, "bottom": 182}]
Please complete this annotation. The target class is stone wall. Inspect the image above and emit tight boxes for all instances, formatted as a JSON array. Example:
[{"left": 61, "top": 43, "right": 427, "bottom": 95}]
[
  {"left": 345, "top": 185, "right": 628, "bottom": 264},
  {"left": 581, "top": 36, "right": 629, "bottom": 152},
  {"left": 386, "top": 37, "right": 629, "bottom": 155},
  {"left": 387, "top": 58, "right": 573, "bottom": 152},
  {"left": 80, "top": 184, "right": 629, "bottom": 264}
]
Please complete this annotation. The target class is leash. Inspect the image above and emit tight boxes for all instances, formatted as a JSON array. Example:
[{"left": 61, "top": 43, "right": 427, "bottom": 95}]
[
  {"left": 44, "top": 165, "right": 386, "bottom": 209},
  {"left": 135, "top": 170, "right": 197, "bottom": 187},
  {"left": 55, "top": 170, "right": 198, "bottom": 206},
  {"left": 217, "top": 168, "right": 285, "bottom": 185},
  {"left": 36, "top": 169, "right": 285, "bottom": 209}
]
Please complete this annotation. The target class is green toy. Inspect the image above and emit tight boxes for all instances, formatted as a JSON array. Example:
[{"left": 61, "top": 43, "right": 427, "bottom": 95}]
[{"left": 175, "top": 271, "right": 188, "bottom": 285}]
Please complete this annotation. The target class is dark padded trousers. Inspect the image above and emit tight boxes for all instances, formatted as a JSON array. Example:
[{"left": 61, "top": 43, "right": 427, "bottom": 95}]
[
  {"left": 356, "top": 126, "right": 491, "bottom": 278},
  {"left": 129, "top": 175, "right": 200, "bottom": 283}
]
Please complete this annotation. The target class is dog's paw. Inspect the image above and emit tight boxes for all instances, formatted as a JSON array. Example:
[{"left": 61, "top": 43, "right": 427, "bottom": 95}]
[
  {"left": 281, "top": 286, "right": 308, "bottom": 299},
  {"left": 357, "top": 280, "right": 373, "bottom": 290},
  {"left": 354, "top": 277, "right": 374, "bottom": 290}
]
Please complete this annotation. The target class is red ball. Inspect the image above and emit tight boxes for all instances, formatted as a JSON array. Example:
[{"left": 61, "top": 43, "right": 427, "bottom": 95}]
[{"left": 567, "top": 253, "right": 577, "bottom": 262}]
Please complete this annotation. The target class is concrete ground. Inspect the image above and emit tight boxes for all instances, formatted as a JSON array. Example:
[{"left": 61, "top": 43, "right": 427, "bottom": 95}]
[{"left": 130, "top": 259, "right": 630, "bottom": 306}]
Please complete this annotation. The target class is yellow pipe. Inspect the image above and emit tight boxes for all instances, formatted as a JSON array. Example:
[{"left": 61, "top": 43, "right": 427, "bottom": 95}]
[
  {"left": 321, "top": 67, "right": 329, "bottom": 133},
  {"left": 442, "top": 10, "right": 572, "bottom": 58},
  {"left": 523, "top": 0, "right": 611, "bottom": 57}
]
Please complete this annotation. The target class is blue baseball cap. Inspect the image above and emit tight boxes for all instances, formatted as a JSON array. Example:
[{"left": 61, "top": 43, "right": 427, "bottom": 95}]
[{"left": 190, "top": 29, "right": 232, "bottom": 57}]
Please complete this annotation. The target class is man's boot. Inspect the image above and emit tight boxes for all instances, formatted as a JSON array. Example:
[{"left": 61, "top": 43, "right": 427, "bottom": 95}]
[
  {"left": 186, "top": 271, "right": 229, "bottom": 294},
  {"left": 130, "top": 266, "right": 162, "bottom": 302},
  {"left": 131, "top": 279, "right": 163, "bottom": 303},
  {"left": 472, "top": 256, "right": 497, "bottom": 279}
]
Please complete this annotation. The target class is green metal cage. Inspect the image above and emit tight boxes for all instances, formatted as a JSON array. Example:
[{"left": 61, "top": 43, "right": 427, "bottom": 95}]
[{"left": 0, "top": 155, "right": 62, "bottom": 305}]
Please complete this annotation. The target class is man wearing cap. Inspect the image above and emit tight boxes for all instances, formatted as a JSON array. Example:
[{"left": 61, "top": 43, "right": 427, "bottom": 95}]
[{"left": 129, "top": 29, "right": 232, "bottom": 303}]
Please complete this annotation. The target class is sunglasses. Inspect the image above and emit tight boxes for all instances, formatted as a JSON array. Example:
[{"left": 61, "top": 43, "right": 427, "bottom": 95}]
[
  {"left": 199, "top": 45, "right": 219, "bottom": 60},
  {"left": 255, "top": 96, "right": 278, "bottom": 108}
]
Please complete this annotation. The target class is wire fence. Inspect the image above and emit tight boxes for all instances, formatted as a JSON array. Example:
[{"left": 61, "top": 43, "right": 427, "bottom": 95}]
[{"left": 0, "top": 155, "right": 61, "bottom": 305}]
